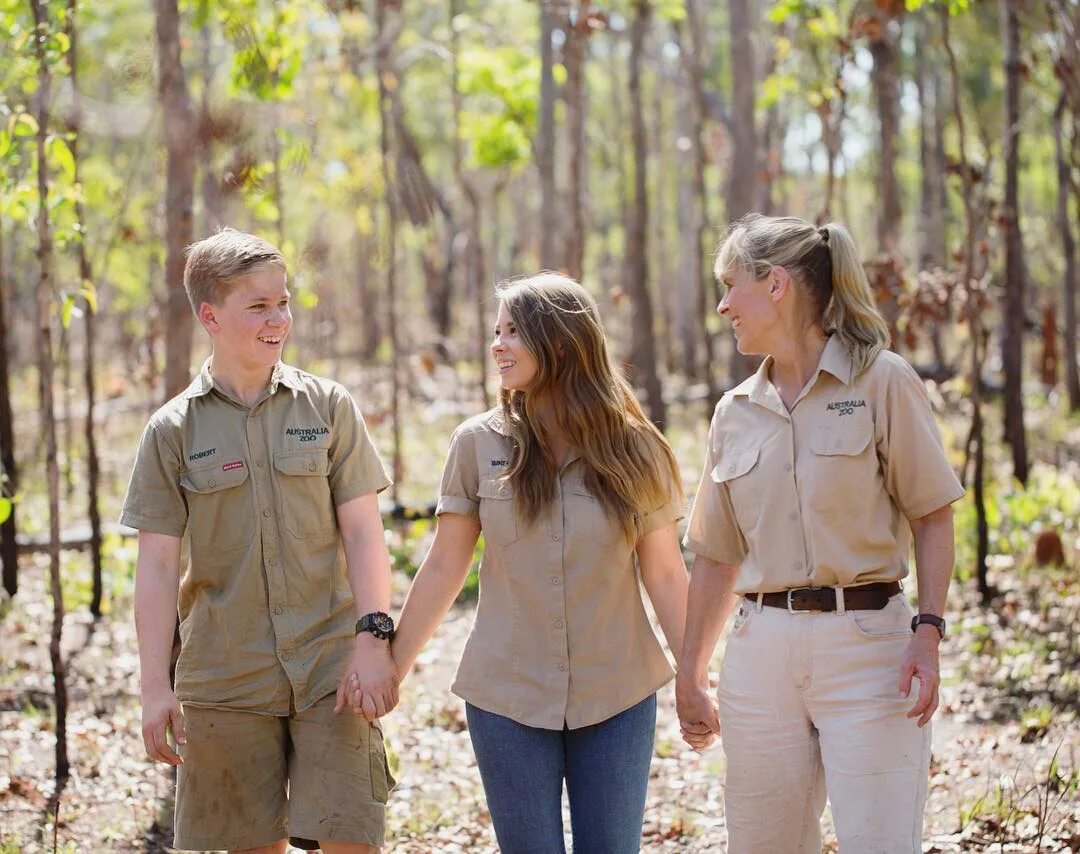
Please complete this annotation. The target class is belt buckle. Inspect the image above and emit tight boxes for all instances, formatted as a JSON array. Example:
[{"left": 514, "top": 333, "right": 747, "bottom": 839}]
[{"left": 786, "top": 587, "right": 809, "bottom": 613}]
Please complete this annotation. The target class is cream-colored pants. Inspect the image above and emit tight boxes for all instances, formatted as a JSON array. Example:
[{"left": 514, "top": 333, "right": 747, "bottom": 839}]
[{"left": 717, "top": 593, "right": 931, "bottom": 854}]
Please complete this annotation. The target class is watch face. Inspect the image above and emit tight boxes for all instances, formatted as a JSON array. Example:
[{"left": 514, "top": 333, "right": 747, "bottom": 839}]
[{"left": 372, "top": 613, "right": 393, "bottom": 634}]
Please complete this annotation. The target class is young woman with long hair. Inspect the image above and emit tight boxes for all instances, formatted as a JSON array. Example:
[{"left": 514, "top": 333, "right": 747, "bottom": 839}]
[{"left": 388, "top": 273, "right": 689, "bottom": 853}]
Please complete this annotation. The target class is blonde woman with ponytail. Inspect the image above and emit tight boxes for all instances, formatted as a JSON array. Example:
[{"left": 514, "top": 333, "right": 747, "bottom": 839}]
[
  {"left": 676, "top": 215, "right": 963, "bottom": 852},
  {"left": 387, "top": 274, "right": 690, "bottom": 853}
]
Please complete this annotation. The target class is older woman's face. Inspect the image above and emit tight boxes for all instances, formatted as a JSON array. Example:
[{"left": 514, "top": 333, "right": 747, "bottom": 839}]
[
  {"left": 491, "top": 302, "right": 540, "bottom": 392},
  {"left": 717, "top": 265, "right": 779, "bottom": 356}
]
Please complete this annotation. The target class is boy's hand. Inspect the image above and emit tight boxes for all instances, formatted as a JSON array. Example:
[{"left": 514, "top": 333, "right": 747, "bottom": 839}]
[
  {"left": 141, "top": 688, "right": 186, "bottom": 765},
  {"left": 334, "top": 634, "right": 399, "bottom": 720}
]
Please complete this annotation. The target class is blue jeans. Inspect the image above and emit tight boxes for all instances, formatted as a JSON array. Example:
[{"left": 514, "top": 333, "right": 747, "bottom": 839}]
[{"left": 465, "top": 695, "right": 657, "bottom": 854}]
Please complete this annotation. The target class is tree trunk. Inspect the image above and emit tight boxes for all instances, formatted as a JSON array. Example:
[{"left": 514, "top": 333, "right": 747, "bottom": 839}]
[
  {"left": 0, "top": 222, "right": 17, "bottom": 599},
  {"left": 942, "top": 8, "right": 990, "bottom": 602},
  {"left": 1054, "top": 94, "right": 1080, "bottom": 410},
  {"left": 627, "top": 0, "right": 665, "bottom": 427},
  {"left": 450, "top": 0, "right": 489, "bottom": 409},
  {"left": 67, "top": 0, "right": 104, "bottom": 617},
  {"left": 200, "top": 21, "right": 226, "bottom": 235},
  {"left": 29, "top": 0, "right": 69, "bottom": 797},
  {"left": 1000, "top": 0, "right": 1028, "bottom": 485},
  {"left": 563, "top": 2, "right": 588, "bottom": 281},
  {"left": 727, "top": 0, "right": 760, "bottom": 384},
  {"left": 156, "top": 0, "right": 197, "bottom": 401},
  {"left": 538, "top": 0, "right": 558, "bottom": 269},
  {"left": 376, "top": 0, "right": 403, "bottom": 500},
  {"left": 869, "top": 8, "right": 903, "bottom": 254}
]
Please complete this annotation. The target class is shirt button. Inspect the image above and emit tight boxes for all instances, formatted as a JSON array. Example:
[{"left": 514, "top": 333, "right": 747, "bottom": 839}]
[
  {"left": 272, "top": 605, "right": 284, "bottom": 615},
  {"left": 553, "top": 620, "right": 564, "bottom": 629},
  {"left": 784, "top": 463, "right": 793, "bottom": 472},
  {"left": 551, "top": 534, "right": 560, "bottom": 542},
  {"left": 208, "top": 478, "right": 217, "bottom": 487},
  {"left": 257, "top": 460, "right": 265, "bottom": 468},
  {"left": 558, "top": 664, "right": 568, "bottom": 671},
  {"left": 268, "top": 556, "right": 278, "bottom": 566},
  {"left": 728, "top": 464, "right": 736, "bottom": 474},
  {"left": 551, "top": 577, "right": 561, "bottom": 585},
  {"left": 307, "top": 462, "right": 316, "bottom": 472},
  {"left": 262, "top": 509, "right": 272, "bottom": 518}
]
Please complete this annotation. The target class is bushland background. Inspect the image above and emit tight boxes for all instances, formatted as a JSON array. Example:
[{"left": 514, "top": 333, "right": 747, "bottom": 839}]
[{"left": 0, "top": 0, "right": 1078, "bottom": 850}]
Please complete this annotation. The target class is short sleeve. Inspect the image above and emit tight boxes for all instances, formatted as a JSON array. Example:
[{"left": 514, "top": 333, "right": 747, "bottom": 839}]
[
  {"left": 436, "top": 426, "right": 481, "bottom": 521},
  {"left": 876, "top": 358, "right": 965, "bottom": 519},
  {"left": 683, "top": 407, "right": 749, "bottom": 566},
  {"left": 328, "top": 387, "right": 392, "bottom": 505},
  {"left": 635, "top": 438, "right": 686, "bottom": 538},
  {"left": 119, "top": 417, "right": 188, "bottom": 537}
]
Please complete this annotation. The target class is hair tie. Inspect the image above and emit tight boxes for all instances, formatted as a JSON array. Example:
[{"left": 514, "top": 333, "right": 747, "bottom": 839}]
[{"left": 818, "top": 226, "right": 830, "bottom": 244}]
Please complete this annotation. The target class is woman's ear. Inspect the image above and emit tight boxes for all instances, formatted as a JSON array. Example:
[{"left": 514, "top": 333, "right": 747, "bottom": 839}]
[{"left": 768, "top": 266, "right": 790, "bottom": 302}]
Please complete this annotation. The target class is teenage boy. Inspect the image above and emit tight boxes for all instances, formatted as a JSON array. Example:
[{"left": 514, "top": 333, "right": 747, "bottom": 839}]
[{"left": 121, "top": 228, "right": 397, "bottom": 853}]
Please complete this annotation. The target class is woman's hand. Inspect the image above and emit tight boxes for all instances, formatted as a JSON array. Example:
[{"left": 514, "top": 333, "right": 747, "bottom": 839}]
[{"left": 675, "top": 672, "right": 721, "bottom": 752}]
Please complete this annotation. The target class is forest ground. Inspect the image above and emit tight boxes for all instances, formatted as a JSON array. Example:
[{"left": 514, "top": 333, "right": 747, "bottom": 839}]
[
  {"left": 1, "top": 375, "right": 1079, "bottom": 852},
  {"left": 1, "top": 552, "right": 1077, "bottom": 853}
]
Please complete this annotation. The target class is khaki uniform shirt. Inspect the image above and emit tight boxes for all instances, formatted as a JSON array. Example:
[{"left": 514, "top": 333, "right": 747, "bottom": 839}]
[
  {"left": 120, "top": 361, "right": 391, "bottom": 714},
  {"left": 685, "top": 337, "right": 964, "bottom": 595},
  {"left": 438, "top": 410, "right": 681, "bottom": 730}
]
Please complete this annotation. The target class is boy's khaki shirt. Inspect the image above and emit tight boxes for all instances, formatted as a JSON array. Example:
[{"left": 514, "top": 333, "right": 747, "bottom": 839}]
[
  {"left": 121, "top": 361, "right": 391, "bottom": 715},
  {"left": 685, "top": 337, "right": 965, "bottom": 594},
  {"left": 438, "top": 410, "right": 681, "bottom": 731}
]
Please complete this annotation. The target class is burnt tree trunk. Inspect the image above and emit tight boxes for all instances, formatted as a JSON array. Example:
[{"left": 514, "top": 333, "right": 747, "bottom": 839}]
[
  {"left": 869, "top": 7, "right": 903, "bottom": 254},
  {"left": 0, "top": 222, "right": 17, "bottom": 599},
  {"left": 1054, "top": 94, "right": 1080, "bottom": 410},
  {"left": 155, "top": 0, "right": 197, "bottom": 401},
  {"left": 626, "top": 0, "right": 665, "bottom": 426},
  {"left": 1000, "top": 0, "right": 1029, "bottom": 485},
  {"left": 538, "top": 0, "right": 558, "bottom": 268},
  {"left": 29, "top": 0, "right": 69, "bottom": 796}
]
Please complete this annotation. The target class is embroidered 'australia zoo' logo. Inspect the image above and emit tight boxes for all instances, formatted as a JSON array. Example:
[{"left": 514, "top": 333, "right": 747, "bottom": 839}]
[
  {"left": 286, "top": 426, "right": 330, "bottom": 443},
  {"left": 826, "top": 399, "right": 867, "bottom": 417}
]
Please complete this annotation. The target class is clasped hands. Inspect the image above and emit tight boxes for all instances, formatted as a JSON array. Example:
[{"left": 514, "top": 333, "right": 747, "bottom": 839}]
[
  {"left": 675, "top": 674, "right": 721, "bottom": 753},
  {"left": 333, "top": 633, "right": 401, "bottom": 721}
]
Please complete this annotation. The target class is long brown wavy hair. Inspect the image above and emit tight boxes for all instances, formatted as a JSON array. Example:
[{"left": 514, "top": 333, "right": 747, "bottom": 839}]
[{"left": 496, "top": 273, "right": 682, "bottom": 539}]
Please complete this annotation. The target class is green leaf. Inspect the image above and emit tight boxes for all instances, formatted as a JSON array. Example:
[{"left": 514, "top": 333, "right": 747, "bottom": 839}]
[
  {"left": 12, "top": 113, "right": 38, "bottom": 137},
  {"left": 0, "top": 130, "right": 11, "bottom": 158},
  {"left": 81, "top": 279, "right": 98, "bottom": 313},
  {"left": 0, "top": 497, "right": 11, "bottom": 525},
  {"left": 49, "top": 135, "right": 75, "bottom": 181}
]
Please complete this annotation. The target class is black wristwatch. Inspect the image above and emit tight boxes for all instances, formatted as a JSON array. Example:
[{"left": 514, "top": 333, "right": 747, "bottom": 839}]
[
  {"left": 355, "top": 611, "right": 395, "bottom": 641},
  {"left": 911, "top": 613, "right": 946, "bottom": 639}
]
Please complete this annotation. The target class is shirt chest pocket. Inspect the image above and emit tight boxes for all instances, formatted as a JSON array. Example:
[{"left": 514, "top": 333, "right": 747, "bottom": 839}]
[
  {"left": 808, "top": 426, "right": 879, "bottom": 513},
  {"left": 180, "top": 462, "right": 251, "bottom": 554},
  {"left": 274, "top": 449, "right": 336, "bottom": 540},
  {"left": 477, "top": 477, "right": 519, "bottom": 547},
  {"left": 569, "top": 485, "right": 620, "bottom": 545},
  {"left": 711, "top": 447, "right": 762, "bottom": 532}
]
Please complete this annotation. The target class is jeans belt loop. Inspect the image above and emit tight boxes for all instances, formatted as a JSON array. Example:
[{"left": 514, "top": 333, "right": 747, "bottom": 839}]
[
  {"left": 754, "top": 592, "right": 764, "bottom": 613},
  {"left": 834, "top": 585, "right": 846, "bottom": 615}
]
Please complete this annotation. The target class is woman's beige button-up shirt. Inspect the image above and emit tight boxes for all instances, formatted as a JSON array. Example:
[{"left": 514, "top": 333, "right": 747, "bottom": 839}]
[
  {"left": 120, "top": 362, "right": 391, "bottom": 714},
  {"left": 685, "top": 337, "right": 965, "bottom": 595},
  {"left": 438, "top": 410, "right": 681, "bottom": 730}
]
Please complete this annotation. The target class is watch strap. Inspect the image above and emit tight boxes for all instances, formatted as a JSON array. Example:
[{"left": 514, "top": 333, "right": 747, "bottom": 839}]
[{"left": 910, "top": 613, "right": 946, "bottom": 638}]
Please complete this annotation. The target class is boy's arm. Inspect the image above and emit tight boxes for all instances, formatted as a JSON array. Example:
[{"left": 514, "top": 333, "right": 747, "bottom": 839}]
[
  {"left": 134, "top": 530, "right": 186, "bottom": 765},
  {"left": 333, "top": 493, "right": 398, "bottom": 721}
]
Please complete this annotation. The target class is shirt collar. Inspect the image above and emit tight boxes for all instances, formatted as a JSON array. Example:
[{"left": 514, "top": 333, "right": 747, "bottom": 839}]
[
  {"left": 728, "top": 336, "right": 853, "bottom": 415},
  {"left": 817, "top": 335, "right": 854, "bottom": 386},
  {"left": 182, "top": 359, "right": 305, "bottom": 401}
]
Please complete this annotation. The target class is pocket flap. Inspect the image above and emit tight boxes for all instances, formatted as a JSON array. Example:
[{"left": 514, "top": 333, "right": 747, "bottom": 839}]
[
  {"left": 810, "top": 428, "right": 873, "bottom": 457},
  {"left": 477, "top": 477, "right": 514, "bottom": 500},
  {"left": 710, "top": 448, "right": 759, "bottom": 483},
  {"left": 274, "top": 449, "right": 331, "bottom": 477},
  {"left": 181, "top": 461, "right": 249, "bottom": 493}
]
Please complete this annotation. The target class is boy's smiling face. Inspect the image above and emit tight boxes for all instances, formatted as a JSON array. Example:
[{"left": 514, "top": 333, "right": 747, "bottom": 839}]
[{"left": 200, "top": 266, "right": 292, "bottom": 374}]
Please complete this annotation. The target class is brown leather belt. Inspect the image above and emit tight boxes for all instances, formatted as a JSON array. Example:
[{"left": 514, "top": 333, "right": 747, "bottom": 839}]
[{"left": 751, "top": 581, "right": 901, "bottom": 613}]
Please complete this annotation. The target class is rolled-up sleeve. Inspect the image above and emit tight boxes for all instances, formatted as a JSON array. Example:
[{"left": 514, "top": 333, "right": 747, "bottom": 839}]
[
  {"left": 436, "top": 426, "right": 481, "bottom": 520},
  {"left": 683, "top": 408, "right": 748, "bottom": 566}
]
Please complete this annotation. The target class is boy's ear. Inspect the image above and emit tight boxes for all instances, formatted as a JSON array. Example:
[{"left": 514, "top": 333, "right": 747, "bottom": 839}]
[{"left": 198, "top": 301, "right": 220, "bottom": 332}]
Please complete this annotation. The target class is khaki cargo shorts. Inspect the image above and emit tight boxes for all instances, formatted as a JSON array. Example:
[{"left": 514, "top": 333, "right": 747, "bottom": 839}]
[{"left": 173, "top": 693, "right": 395, "bottom": 851}]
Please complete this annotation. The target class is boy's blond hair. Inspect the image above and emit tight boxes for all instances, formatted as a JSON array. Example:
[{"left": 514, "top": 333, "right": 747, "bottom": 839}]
[{"left": 183, "top": 228, "right": 286, "bottom": 314}]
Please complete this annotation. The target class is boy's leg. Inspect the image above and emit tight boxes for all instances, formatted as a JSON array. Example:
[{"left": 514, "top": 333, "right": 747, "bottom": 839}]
[
  {"left": 287, "top": 693, "right": 393, "bottom": 849},
  {"left": 465, "top": 702, "right": 567, "bottom": 854},
  {"left": 564, "top": 693, "right": 657, "bottom": 854},
  {"left": 173, "top": 706, "right": 289, "bottom": 852}
]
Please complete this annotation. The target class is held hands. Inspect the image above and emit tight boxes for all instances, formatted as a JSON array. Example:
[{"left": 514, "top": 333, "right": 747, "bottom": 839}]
[
  {"left": 899, "top": 627, "right": 941, "bottom": 727},
  {"left": 675, "top": 673, "right": 721, "bottom": 752},
  {"left": 334, "top": 633, "right": 400, "bottom": 720},
  {"left": 141, "top": 687, "right": 186, "bottom": 766}
]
